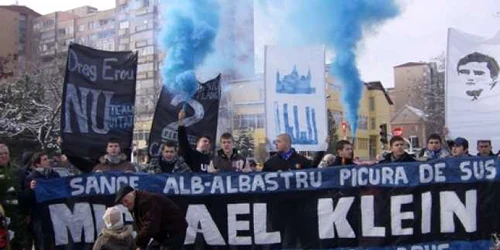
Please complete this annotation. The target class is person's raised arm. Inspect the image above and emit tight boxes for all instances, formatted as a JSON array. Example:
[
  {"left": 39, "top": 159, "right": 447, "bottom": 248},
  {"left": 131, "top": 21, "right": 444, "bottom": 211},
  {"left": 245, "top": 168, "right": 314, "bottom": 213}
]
[{"left": 177, "top": 110, "right": 194, "bottom": 157}]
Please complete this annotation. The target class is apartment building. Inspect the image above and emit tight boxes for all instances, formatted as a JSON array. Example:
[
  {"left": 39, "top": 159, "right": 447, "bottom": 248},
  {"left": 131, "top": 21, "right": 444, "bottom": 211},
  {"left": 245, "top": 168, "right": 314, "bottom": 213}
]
[{"left": 0, "top": 5, "right": 40, "bottom": 77}]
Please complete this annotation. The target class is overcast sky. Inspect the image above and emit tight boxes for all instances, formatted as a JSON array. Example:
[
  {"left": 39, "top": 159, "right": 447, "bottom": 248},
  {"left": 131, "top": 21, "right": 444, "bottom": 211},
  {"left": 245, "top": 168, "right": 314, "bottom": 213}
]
[{"left": 3, "top": 0, "right": 500, "bottom": 88}]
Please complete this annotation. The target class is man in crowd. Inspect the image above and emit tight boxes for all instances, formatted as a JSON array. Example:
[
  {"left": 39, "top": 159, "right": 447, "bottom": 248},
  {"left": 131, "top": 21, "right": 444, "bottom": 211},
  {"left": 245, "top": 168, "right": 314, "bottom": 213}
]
[
  {"left": 418, "top": 133, "right": 449, "bottom": 161},
  {"left": 25, "top": 151, "right": 60, "bottom": 250},
  {"left": 452, "top": 137, "right": 472, "bottom": 158},
  {"left": 115, "top": 185, "right": 187, "bottom": 250},
  {"left": 477, "top": 140, "right": 496, "bottom": 157},
  {"left": 0, "top": 143, "right": 24, "bottom": 250},
  {"left": 262, "top": 133, "right": 321, "bottom": 248},
  {"left": 208, "top": 133, "right": 248, "bottom": 173},
  {"left": 378, "top": 136, "right": 416, "bottom": 163},
  {"left": 177, "top": 111, "right": 212, "bottom": 172},
  {"left": 263, "top": 133, "right": 315, "bottom": 171},
  {"left": 93, "top": 138, "right": 136, "bottom": 172},
  {"left": 331, "top": 140, "right": 356, "bottom": 166},
  {"left": 148, "top": 142, "right": 191, "bottom": 174}
]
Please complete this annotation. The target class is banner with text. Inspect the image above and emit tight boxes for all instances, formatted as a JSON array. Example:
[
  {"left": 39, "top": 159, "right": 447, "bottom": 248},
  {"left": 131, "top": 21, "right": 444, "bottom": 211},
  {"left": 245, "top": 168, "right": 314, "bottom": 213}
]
[
  {"left": 36, "top": 158, "right": 500, "bottom": 249},
  {"left": 148, "top": 75, "right": 221, "bottom": 158},
  {"left": 61, "top": 43, "right": 137, "bottom": 170}
]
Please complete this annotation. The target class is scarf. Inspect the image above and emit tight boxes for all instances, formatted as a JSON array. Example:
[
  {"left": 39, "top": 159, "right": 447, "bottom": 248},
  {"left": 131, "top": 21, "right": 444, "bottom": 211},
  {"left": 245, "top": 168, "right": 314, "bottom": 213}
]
[
  {"left": 105, "top": 154, "right": 122, "bottom": 165},
  {"left": 279, "top": 149, "right": 294, "bottom": 161}
]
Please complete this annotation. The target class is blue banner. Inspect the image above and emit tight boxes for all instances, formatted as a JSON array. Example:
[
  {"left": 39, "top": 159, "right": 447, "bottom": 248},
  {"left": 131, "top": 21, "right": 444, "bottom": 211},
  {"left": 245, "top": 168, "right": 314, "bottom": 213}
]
[
  {"left": 36, "top": 157, "right": 500, "bottom": 203},
  {"left": 34, "top": 158, "right": 500, "bottom": 249}
]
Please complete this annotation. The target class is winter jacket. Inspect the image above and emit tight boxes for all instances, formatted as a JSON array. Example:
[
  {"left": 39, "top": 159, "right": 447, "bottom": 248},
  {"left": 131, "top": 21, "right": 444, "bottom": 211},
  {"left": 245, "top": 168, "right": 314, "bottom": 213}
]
[
  {"left": 92, "top": 154, "right": 136, "bottom": 173},
  {"left": 263, "top": 149, "right": 320, "bottom": 172},
  {"left": 148, "top": 156, "right": 191, "bottom": 174},
  {"left": 132, "top": 191, "right": 188, "bottom": 249},
  {"left": 417, "top": 148, "right": 450, "bottom": 161},
  {"left": 24, "top": 168, "right": 60, "bottom": 220},
  {"left": 378, "top": 152, "right": 416, "bottom": 164},
  {"left": 211, "top": 149, "right": 246, "bottom": 172},
  {"left": 92, "top": 226, "right": 135, "bottom": 250},
  {"left": 177, "top": 125, "right": 212, "bottom": 172},
  {"left": 330, "top": 156, "right": 356, "bottom": 167}
]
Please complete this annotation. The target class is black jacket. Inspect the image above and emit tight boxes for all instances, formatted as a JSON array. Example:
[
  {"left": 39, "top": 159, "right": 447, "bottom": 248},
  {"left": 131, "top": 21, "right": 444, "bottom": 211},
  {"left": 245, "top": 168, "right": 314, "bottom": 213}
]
[
  {"left": 177, "top": 125, "right": 212, "bottom": 173},
  {"left": 149, "top": 156, "right": 191, "bottom": 174},
  {"left": 378, "top": 152, "right": 416, "bottom": 164},
  {"left": 133, "top": 191, "right": 188, "bottom": 248},
  {"left": 263, "top": 149, "right": 322, "bottom": 172},
  {"left": 24, "top": 168, "right": 60, "bottom": 218},
  {"left": 212, "top": 149, "right": 246, "bottom": 172},
  {"left": 330, "top": 156, "right": 356, "bottom": 167}
]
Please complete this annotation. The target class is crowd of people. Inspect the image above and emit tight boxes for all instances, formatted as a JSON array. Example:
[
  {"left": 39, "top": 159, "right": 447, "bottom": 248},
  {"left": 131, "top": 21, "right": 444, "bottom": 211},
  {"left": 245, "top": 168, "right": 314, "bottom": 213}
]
[{"left": 0, "top": 110, "right": 498, "bottom": 249}]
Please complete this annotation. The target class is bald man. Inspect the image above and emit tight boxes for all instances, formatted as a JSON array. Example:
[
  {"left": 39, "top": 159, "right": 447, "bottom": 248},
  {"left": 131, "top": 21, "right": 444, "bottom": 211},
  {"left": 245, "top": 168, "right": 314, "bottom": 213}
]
[
  {"left": 262, "top": 134, "right": 321, "bottom": 248},
  {"left": 263, "top": 133, "right": 320, "bottom": 171}
]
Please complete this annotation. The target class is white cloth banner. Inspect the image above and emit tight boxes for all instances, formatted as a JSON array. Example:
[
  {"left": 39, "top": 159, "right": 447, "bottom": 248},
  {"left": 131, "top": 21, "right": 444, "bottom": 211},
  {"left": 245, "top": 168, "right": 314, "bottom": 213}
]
[
  {"left": 264, "top": 45, "right": 327, "bottom": 151},
  {"left": 446, "top": 28, "right": 500, "bottom": 155}
]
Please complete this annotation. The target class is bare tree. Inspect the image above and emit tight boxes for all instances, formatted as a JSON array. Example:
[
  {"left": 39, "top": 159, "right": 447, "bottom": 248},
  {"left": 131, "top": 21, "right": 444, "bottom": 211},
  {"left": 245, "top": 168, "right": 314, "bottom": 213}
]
[
  {"left": 403, "top": 55, "right": 446, "bottom": 136},
  {"left": 0, "top": 57, "right": 64, "bottom": 149}
]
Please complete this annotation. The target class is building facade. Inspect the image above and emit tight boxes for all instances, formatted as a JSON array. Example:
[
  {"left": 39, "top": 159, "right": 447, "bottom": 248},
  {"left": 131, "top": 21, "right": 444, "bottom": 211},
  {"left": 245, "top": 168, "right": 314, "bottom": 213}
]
[
  {"left": 0, "top": 5, "right": 40, "bottom": 77},
  {"left": 226, "top": 72, "right": 393, "bottom": 162},
  {"left": 390, "top": 62, "right": 445, "bottom": 146}
]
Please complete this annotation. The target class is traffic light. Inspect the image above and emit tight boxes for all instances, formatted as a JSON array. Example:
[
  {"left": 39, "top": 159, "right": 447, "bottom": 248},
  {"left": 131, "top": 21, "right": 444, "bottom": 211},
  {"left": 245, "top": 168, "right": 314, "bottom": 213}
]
[{"left": 379, "top": 123, "right": 388, "bottom": 144}]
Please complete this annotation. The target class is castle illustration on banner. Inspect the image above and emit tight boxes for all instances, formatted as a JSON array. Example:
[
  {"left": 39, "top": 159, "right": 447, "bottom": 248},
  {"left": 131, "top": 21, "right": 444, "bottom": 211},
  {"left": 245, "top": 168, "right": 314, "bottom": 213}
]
[
  {"left": 274, "top": 101, "right": 318, "bottom": 145},
  {"left": 276, "top": 65, "right": 316, "bottom": 94}
]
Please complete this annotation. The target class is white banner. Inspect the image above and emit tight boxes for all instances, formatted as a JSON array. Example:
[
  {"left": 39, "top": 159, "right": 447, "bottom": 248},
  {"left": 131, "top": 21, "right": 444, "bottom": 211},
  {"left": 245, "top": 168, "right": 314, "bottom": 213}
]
[
  {"left": 264, "top": 45, "right": 327, "bottom": 151},
  {"left": 446, "top": 28, "right": 500, "bottom": 154}
]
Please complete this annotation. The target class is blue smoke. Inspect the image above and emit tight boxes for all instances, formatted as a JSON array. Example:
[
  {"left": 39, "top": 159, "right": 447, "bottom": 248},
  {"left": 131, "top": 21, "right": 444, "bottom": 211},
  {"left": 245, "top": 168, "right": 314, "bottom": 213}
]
[
  {"left": 159, "top": 0, "right": 220, "bottom": 101},
  {"left": 269, "top": 0, "right": 399, "bottom": 136}
]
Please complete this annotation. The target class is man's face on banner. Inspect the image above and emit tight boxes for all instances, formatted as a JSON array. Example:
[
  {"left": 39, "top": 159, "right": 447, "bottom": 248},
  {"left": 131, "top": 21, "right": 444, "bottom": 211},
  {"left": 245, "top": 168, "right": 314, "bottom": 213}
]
[{"left": 458, "top": 62, "right": 492, "bottom": 99}]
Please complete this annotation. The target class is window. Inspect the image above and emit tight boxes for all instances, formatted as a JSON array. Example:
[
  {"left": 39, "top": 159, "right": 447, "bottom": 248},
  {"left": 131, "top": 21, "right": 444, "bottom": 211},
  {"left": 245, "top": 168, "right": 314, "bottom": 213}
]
[
  {"left": 357, "top": 115, "right": 368, "bottom": 130},
  {"left": 370, "top": 118, "right": 376, "bottom": 130},
  {"left": 233, "top": 114, "right": 264, "bottom": 129},
  {"left": 135, "top": 39, "right": 148, "bottom": 48},
  {"left": 135, "top": 24, "right": 148, "bottom": 32},
  {"left": 78, "top": 24, "right": 85, "bottom": 32},
  {"left": 137, "top": 63, "right": 154, "bottom": 72},
  {"left": 119, "top": 44, "right": 129, "bottom": 51},
  {"left": 119, "top": 21, "right": 129, "bottom": 29},
  {"left": 88, "top": 21, "right": 97, "bottom": 30},
  {"left": 138, "top": 46, "right": 154, "bottom": 56},
  {"left": 369, "top": 97, "right": 375, "bottom": 111}
]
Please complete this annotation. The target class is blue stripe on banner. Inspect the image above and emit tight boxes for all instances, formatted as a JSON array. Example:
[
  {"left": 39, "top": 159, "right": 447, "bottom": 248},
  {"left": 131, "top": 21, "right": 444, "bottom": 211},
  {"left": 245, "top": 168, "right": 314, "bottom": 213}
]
[
  {"left": 35, "top": 157, "right": 500, "bottom": 203},
  {"left": 309, "top": 240, "right": 493, "bottom": 250}
]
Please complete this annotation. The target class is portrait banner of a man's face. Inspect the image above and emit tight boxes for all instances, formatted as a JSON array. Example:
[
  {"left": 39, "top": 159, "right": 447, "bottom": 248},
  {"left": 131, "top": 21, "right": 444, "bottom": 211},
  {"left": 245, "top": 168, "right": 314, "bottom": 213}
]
[
  {"left": 446, "top": 28, "right": 500, "bottom": 155},
  {"left": 457, "top": 52, "right": 499, "bottom": 101}
]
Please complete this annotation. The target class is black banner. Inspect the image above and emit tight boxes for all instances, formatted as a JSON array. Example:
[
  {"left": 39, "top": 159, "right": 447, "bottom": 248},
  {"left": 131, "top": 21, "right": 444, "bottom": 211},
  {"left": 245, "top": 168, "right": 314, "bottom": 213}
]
[
  {"left": 148, "top": 74, "right": 221, "bottom": 158},
  {"left": 60, "top": 43, "right": 137, "bottom": 171},
  {"left": 36, "top": 158, "right": 500, "bottom": 249}
]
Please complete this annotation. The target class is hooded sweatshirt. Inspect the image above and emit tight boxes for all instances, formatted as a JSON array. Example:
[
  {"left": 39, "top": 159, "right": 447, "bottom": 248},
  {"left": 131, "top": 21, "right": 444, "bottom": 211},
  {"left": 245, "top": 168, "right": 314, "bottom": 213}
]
[{"left": 92, "top": 226, "right": 135, "bottom": 250}]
